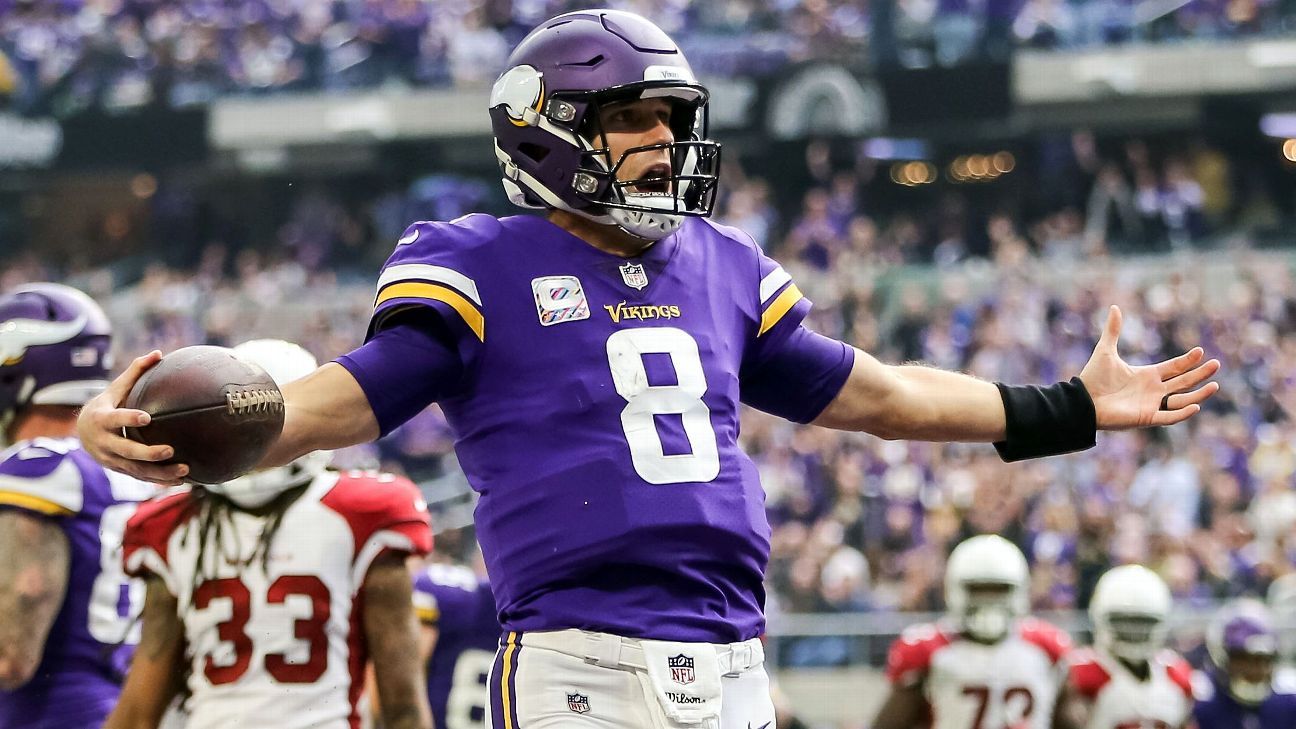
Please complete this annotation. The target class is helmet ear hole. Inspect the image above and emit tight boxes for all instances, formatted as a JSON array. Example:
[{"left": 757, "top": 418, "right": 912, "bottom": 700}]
[{"left": 518, "top": 142, "right": 550, "bottom": 163}]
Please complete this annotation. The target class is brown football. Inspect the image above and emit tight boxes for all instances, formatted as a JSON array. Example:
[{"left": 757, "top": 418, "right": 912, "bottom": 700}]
[{"left": 124, "top": 345, "right": 286, "bottom": 485}]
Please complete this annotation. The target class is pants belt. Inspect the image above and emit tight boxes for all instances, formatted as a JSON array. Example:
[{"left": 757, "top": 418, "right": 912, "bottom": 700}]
[{"left": 517, "top": 629, "right": 764, "bottom": 676}]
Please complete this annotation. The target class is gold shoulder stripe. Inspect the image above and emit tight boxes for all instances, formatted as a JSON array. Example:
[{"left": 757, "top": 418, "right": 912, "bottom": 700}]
[
  {"left": 415, "top": 606, "right": 440, "bottom": 624},
  {"left": 376, "top": 282, "right": 485, "bottom": 342},
  {"left": 0, "top": 491, "right": 74, "bottom": 516},
  {"left": 758, "top": 284, "right": 804, "bottom": 336}
]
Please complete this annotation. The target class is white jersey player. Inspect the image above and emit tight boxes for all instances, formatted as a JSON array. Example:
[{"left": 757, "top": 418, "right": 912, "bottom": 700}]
[
  {"left": 104, "top": 341, "right": 434, "bottom": 729},
  {"left": 1053, "top": 565, "right": 1193, "bottom": 729},
  {"left": 874, "top": 535, "right": 1072, "bottom": 729}
]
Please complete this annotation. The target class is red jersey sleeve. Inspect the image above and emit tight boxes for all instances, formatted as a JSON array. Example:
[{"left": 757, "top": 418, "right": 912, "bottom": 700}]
[
  {"left": 886, "top": 624, "right": 952, "bottom": 687},
  {"left": 122, "top": 487, "right": 198, "bottom": 594},
  {"left": 1019, "top": 617, "right": 1073, "bottom": 665},
  {"left": 1065, "top": 648, "right": 1112, "bottom": 699},
  {"left": 1162, "top": 651, "right": 1195, "bottom": 699},
  {"left": 321, "top": 471, "right": 433, "bottom": 588}
]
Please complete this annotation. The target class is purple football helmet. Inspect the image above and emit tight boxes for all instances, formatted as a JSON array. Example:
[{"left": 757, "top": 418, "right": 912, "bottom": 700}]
[
  {"left": 1208, "top": 599, "right": 1279, "bottom": 704},
  {"left": 0, "top": 283, "right": 112, "bottom": 442},
  {"left": 489, "top": 9, "right": 721, "bottom": 241}
]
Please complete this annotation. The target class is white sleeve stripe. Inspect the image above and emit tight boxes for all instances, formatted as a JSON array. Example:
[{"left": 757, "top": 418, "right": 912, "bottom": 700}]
[
  {"left": 376, "top": 264, "right": 481, "bottom": 306},
  {"left": 352, "top": 529, "right": 417, "bottom": 589},
  {"left": 759, "top": 268, "right": 793, "bottom": 304},
  {"left": 0, "top": 458, "right": 84, "bottom": 512}
]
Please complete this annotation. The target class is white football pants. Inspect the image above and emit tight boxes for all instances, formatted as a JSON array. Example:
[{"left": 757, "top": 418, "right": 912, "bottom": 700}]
[{"left": 486, "top": 629, "right": 776, "bottom": 729}]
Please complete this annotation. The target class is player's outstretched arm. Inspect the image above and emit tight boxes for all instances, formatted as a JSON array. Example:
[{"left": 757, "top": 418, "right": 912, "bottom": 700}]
[
  {"left": 103, "top": 577, "right": 184, "bottom": 729},
  {"left": 78, "top": 353, "right": 379, "bottom": 486},
  {"left": 364, "top": 552, "right": 433, "bottom": 729},
  {"left": 256, "top": 362, "right": 379, "bottom": 469},
  {"left": 814, "top": 306, "right": 1219, "bottom": 449},
  {"left": 0, "top": 511, "right": 69, "bottom": 690}
]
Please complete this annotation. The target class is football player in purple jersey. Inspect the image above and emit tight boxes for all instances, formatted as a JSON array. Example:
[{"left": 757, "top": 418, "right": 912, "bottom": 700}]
[
  {"left": 411, "top": 559, "right": 500, "bottom": 729},
  {"left": 0, "top": 283, "right": 155, "bottom": 729},
  {"left": 79, "top": 10, "right": 1219, "bottom": 728},
  {"left": 1191, "top": 601, "right": 1296, "bottom": 729}
]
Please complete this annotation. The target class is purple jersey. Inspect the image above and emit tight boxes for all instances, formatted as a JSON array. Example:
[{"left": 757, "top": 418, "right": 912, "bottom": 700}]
[
  {"left": 1193, "top": 672, "right": 1296, "bottom": 729},
  {"left": 346, "top": 214, "right": 852, "bottom": 643},
  {"left": 413, "top": 564, "right": 500, "bottom": 729},
  {"left": 0, "top": 437, "right": 153, "bottom": 729}
]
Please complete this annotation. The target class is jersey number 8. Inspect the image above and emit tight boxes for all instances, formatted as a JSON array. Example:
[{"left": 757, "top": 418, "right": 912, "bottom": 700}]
[{"left": 606, "top": 327, "right": 720, "bottom": 484}]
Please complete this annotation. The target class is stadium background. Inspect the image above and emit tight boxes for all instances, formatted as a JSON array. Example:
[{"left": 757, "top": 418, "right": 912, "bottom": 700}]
[{"left": 5, "top": 0, "right": 1296, "bottom": 725}]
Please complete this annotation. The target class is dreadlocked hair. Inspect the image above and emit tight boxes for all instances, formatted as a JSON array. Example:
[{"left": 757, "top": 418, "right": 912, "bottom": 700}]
[{"left": 182, "top": 484, "right": 309, "bottom": 599}]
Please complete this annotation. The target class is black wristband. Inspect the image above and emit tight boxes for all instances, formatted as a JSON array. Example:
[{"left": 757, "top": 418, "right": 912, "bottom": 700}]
[{"left": 992, "top": 377, "right": 1097, "bottom": 462}]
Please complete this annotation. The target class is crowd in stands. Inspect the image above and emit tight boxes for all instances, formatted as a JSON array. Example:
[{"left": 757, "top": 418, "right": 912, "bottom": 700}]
[
  {"left": 761, "top": 133, "right": 1271, "bottom": 272},
  {"left": 1, "top": 0, "right": 1294, "bottom": 117},
  {"left": 0, "top": 0, "right": 855, "bottom": 116}
]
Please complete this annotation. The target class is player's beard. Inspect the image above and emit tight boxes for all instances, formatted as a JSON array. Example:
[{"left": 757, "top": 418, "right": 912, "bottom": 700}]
[{"left": 1229, "top": 676, "right": 1272, "bottom": 704}]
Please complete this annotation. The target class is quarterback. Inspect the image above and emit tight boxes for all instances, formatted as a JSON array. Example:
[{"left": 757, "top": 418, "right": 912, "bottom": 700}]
[{"left": 80, "top": 9, "right": 1219, "bottom": 728}]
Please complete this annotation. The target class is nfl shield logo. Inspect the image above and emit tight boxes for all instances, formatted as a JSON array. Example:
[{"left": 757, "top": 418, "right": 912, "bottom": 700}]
[
  {"left": 619, "top": 262, "right": 649, "bottom": 290},
  {"left": 567, "top": 693, "right": 591, "bottom": 714},
  {"left": 668, "top": 654, "right": 695, "bottom": 685}
]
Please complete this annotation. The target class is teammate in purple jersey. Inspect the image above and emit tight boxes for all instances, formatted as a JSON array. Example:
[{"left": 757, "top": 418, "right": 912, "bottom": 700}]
[
  {"left": 1192, "top": 601, "right": 1296, "bottom": 729},
  {"left": 80, "top": 10, "right": 1219, "bottom": 728},
  {"left": 412, "top": 562, "right": 500, "bottom": 729},
  {"left": 0, "top": 283, "right": 153, "bottom": 729}
]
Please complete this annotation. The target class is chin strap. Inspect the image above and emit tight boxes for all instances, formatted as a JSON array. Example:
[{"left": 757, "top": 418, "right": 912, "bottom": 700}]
[{"left": 607, "top": 204, "right": 683, "bottom": 240}]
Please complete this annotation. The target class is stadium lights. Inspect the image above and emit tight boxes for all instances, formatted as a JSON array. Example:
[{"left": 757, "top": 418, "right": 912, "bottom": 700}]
[
  {"left": 948, "top": 152, "right": 1014, "bottom": 183},
  {"left": 890, "top": 161, "right": 937, "bottom": 186},
  {"left": 130, "top": 174, "right": 158, "bottom": 199},
  {"left": 889, "top": 152, "right": 1015, "bottom": 185}
]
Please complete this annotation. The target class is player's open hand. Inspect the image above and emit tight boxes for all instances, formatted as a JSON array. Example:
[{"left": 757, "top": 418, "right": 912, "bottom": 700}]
[
  {"left": 1079, "top": 305, "right": 1221, "bottom": 430},
  {"left": 76, "top": 351, "right": 190, "bottom": 486}
]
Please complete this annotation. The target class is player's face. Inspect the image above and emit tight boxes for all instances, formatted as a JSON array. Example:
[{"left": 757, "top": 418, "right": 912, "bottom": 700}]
[
  {"left": 962, "top": 583, "right": 1015, "bottom": 642},
  {"left": 1230, "top": 651, "right": 1275, "bottom": 685},
  {"left": 595, "top": 97, "right": 675, "bottom": 193}
]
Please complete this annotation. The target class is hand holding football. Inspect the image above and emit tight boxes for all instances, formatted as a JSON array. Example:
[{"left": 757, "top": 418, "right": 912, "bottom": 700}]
[{"left": 123, "top": 345, "right": 286, "bottom": 485}]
